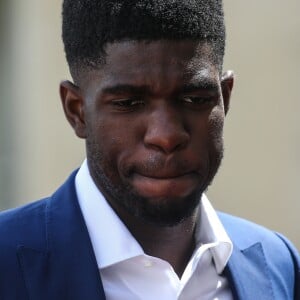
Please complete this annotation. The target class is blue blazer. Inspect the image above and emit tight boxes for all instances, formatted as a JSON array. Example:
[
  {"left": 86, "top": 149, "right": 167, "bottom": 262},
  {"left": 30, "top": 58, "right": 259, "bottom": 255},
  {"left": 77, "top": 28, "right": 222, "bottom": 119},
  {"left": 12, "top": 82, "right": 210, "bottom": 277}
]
[{"left": 0, "top": 171, "right": 299, "bottom": 300}]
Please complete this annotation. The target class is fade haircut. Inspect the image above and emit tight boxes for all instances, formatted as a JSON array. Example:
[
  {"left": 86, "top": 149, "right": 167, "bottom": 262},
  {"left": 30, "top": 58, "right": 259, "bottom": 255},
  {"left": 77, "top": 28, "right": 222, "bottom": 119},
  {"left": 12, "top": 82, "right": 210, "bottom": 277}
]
[{"left": 62, "top": 0, "right": 226, "bottom": 81}]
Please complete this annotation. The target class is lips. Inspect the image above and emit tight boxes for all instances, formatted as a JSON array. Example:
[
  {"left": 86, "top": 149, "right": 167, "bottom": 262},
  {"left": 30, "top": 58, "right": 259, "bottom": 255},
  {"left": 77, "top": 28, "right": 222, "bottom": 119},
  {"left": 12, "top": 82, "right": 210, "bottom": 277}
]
[
  {"left": 135, "top": 171, "right": 193, "bottom": 179},
  {"left": 130, "top": 171, "right": 201, "bottom": 199}
]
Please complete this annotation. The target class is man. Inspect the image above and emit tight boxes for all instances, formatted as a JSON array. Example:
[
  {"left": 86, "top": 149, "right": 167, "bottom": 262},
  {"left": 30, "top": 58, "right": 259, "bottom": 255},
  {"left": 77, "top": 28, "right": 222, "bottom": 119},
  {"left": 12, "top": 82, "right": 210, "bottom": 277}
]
[{"left": 0, "top": 0, "right": 299, "bottom": 299}]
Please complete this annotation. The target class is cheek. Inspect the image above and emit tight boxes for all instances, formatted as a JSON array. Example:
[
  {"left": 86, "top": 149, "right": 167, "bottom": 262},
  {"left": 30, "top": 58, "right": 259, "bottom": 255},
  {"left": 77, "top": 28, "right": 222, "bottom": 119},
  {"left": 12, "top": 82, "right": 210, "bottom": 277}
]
[
  {"left": 189, "top": 107, "right": 224, "bottom": 148},
  {"left": 89, "top": 116, "right": 141, "bottom": 169},
  {"left": 208, "top": 107, "right": 225, "bottom": 140},
  {"left": 206, "top": 107, "right": 225, "bottom": 160}
]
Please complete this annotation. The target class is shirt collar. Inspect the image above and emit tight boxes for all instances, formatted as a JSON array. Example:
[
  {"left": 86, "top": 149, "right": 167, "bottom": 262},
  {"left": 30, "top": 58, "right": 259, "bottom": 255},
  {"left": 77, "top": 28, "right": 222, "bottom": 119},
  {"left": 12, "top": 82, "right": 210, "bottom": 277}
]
[
  {"left": 75, "top": 159, "right": 144, "bottom": 269},
  {"left": 196, "top": 194, "right": 233, "bottom": 274},
  {"left": 75, "top": 159, "right": 232, "bottom": 272}
]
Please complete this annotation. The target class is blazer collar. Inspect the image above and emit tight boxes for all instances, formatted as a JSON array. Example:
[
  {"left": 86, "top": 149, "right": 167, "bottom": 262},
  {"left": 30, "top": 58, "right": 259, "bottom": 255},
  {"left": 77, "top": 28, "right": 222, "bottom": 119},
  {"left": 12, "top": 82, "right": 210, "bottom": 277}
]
[
  {"left": 224, "top": 242, "right": 274, "bottom": 300},
  {"left": 18, "top": 171, "right": 106, "bottom": 300}
]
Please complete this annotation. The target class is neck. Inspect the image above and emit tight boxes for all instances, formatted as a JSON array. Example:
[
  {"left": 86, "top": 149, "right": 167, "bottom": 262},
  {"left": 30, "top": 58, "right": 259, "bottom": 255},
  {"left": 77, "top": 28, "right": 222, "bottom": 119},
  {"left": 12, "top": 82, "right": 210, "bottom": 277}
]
[{"left": 120, "top": 209, "right": 199, "bottom": 277}]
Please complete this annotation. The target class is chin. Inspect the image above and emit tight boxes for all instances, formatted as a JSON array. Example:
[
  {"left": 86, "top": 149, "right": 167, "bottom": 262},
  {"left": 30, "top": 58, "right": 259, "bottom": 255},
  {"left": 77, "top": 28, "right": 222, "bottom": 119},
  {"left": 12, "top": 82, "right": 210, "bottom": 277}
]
[{"left": 120, "top": 187, "right": 204, "bottom": 227}]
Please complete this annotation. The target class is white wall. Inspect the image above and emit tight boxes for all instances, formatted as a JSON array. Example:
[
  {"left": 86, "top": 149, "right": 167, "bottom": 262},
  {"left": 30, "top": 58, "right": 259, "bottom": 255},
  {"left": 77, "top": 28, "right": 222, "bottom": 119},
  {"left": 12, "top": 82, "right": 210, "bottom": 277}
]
[{"left": 209, "top": 0, "right": 300, "bottom": 248}]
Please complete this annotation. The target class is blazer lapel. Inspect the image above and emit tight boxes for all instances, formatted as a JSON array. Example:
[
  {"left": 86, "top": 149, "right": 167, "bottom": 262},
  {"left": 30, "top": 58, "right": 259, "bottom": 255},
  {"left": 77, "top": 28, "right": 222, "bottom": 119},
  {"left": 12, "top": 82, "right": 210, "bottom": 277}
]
[
  {"left": 18, "top": 171, "right": 106, "bottom": 300},
  {"left": 224, "top": 242, "right": 274, "bottom": 300}
]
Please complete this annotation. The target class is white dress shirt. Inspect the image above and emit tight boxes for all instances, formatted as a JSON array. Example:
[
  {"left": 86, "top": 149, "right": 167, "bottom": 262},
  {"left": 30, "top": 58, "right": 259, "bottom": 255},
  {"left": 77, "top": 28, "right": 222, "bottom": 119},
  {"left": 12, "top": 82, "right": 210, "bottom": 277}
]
[{"left": 75, "top": 160, "right": 233, "bottom": 299}]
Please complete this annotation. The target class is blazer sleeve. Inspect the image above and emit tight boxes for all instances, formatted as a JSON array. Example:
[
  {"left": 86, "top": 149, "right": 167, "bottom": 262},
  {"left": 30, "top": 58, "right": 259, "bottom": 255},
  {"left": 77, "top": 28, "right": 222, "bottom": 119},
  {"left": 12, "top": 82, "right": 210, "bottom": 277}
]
[{"left": 275, "top": 233, "right": 300, "bottom": 300}]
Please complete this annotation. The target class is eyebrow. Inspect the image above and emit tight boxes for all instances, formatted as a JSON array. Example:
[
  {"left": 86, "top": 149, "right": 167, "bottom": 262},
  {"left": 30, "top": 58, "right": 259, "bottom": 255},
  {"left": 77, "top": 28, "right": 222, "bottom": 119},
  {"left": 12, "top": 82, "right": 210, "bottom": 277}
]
[
  {"left": 101, "top": 79, "right": 219, "bottom": 96},
  {"left": 181, "top": 80, "right": 220, "bottom": 94},
  {"left": 101, "top": 84, "right": 151, "bottom": 95}
]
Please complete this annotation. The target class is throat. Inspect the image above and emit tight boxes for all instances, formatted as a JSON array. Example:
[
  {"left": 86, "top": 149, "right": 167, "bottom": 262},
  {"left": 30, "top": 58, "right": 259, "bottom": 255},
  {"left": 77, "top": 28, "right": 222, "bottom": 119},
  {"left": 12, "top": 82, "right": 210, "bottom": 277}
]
[
  {"left": 142, "top": 234, "right": 196, "bottom": 278},
  {"left": 126, "top": 215, "right": 198, "bottom": 278},
  {"left": 102, "top": 187, "right": 201, "bottom": 277}
]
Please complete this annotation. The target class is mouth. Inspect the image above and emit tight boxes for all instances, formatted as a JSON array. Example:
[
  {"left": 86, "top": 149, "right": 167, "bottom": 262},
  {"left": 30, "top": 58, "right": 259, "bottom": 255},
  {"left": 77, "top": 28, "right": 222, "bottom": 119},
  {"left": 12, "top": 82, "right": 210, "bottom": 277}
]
[{"left": 130, "top": 171, "right": 201, "bottom": 199}]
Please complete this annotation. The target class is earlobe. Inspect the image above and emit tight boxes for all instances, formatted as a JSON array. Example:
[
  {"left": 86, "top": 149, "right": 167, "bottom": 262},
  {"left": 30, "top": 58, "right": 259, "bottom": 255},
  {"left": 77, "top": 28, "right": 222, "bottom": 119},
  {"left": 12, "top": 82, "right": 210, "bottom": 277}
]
[
  {"left": 221, "top": 70, "right": 234, "bottom": 115},
  {"left": 59, "top": 80, "right": 87, "bottom": 138}
]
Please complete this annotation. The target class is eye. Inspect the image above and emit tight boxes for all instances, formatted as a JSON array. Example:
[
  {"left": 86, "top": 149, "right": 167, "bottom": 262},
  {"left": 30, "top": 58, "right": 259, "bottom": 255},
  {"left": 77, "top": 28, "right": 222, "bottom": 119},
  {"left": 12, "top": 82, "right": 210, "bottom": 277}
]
[
  {"left": 112, "top": 98, "right": 144, "bottom": 110},
  {"left": 181, "top": 95, "right": 217, "bottom": 108}
]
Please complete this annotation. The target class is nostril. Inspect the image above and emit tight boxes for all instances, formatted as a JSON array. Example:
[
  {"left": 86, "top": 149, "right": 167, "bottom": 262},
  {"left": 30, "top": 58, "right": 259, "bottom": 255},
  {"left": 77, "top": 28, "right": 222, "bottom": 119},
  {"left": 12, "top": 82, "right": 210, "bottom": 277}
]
[
  {"left": 143, "top": 105, "right": 190, "bottom": 153},
  {"left": 144, "top": 128, "right": 189, "bottom": 154}
]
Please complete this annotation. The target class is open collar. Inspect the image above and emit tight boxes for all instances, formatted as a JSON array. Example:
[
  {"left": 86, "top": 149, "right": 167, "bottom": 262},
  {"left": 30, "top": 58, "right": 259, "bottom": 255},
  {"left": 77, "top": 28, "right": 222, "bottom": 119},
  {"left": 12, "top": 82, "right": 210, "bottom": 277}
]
[{"left": 17, "top": 171, "right": 286, "bottom": 300}]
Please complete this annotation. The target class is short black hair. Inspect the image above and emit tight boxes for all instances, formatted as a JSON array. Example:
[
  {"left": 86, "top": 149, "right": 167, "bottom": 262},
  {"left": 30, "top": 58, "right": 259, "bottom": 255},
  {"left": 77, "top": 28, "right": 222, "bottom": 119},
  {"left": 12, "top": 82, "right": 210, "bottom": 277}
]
[{"left": 62, "top": 0, "right": 225, "bottom": 80}]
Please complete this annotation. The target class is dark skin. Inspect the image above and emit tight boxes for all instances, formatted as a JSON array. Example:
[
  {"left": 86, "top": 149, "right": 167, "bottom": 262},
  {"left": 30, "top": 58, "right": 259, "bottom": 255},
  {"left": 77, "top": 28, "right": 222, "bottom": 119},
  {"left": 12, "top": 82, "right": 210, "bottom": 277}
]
[{"left": 60, "top": 40, "right": 234, "bottom": 277}]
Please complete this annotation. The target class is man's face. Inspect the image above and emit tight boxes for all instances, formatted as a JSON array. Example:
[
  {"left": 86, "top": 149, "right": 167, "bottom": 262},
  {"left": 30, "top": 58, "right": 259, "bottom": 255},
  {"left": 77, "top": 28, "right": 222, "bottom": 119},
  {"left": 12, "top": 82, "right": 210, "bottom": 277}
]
[{"left": 62, "top": 40, "right": 233, "bottom": 226}]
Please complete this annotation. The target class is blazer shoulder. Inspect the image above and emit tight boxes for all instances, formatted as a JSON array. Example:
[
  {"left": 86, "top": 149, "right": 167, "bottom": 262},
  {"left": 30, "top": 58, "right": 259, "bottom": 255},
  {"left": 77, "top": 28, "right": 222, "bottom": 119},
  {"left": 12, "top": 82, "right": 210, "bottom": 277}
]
[
  {"left": 0, "top": 170, "right": 78, "bottom": 251},
  {"left": 218, "top": 211, "right": 297, "bottom": 250},
  {"left": 0, "top": 198, "right": 51, "bottom": 298},
  {"left": 0, "top": 198, "right": 49, "bottom": 250}
]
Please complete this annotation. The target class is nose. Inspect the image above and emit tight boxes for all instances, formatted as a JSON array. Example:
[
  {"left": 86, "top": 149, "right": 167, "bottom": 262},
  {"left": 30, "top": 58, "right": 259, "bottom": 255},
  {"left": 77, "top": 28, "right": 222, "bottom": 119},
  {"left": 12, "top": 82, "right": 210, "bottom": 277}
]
[{"left": 144, "top": 105, "right": 189, "bottom": 154}]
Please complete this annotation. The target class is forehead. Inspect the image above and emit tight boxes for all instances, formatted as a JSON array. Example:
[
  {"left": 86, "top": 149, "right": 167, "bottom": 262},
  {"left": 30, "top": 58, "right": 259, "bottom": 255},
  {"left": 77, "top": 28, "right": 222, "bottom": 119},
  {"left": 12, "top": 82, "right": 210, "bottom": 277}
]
[{"left": 80, "top": 40, "right": 219, "bottom": 92}]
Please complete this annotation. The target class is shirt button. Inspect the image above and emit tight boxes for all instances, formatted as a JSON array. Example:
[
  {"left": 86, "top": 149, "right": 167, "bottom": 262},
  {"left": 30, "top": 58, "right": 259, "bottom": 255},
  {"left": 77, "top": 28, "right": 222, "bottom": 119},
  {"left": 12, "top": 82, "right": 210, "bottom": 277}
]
[{"left": 143, "top": 260, "right": 153, "bottom": 267}]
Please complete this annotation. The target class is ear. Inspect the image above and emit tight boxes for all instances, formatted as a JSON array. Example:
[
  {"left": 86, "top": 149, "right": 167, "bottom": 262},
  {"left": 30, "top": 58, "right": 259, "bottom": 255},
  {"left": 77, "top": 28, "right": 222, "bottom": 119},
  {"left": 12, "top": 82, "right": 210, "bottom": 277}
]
[
  {"left": 59, "top": 80, "right": 87, "bottom": 139},
  {"left": 221, "top": 70, "right": 234, "bottom": 115}
]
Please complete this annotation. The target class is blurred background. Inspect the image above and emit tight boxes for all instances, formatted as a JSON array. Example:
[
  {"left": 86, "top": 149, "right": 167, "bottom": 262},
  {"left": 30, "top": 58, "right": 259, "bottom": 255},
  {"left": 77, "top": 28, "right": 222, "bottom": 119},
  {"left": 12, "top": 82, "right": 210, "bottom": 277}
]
[{"left": 0, "top": 0, "right": 299, "bottom": 249}]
